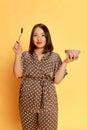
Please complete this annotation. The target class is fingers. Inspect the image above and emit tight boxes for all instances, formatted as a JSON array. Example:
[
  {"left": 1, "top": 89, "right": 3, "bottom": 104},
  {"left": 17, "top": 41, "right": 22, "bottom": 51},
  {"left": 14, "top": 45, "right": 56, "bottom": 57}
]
[
  {"left": 15, "top": 41, "right": 20, "bottom": 44},
  {"left": 13, "top": 41, "right": 22, "bottom": 54},
  {"left": 69, "top": 53, "right": 79, "bottom": 60},
  {"left": 13, "top": 41, "right": 20, "bottom": 49},
  {"left": 68, "top": 52, "right": 74, "bottom": 59},
  {"left": 64, "top": 53, "right": 79, "bottom": 63}
]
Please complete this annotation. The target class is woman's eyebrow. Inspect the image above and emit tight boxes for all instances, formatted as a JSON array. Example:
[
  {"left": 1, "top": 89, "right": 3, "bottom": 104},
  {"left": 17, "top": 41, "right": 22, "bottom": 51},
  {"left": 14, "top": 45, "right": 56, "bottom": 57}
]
[{"left": 33, "top": 32, "right": 45, "bottom": 35}]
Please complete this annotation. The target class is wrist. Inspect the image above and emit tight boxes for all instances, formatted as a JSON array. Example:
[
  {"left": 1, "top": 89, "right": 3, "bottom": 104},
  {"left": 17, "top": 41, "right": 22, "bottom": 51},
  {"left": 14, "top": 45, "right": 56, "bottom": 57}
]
[
  {"left": 15, "top": 53, "right": 22, "bottom": 58},
  {"left": 62, "top": 60, "right": 67, "bottom": 67},
  {"left": 63, "top": 59, "right": 68, "bottom": 64}
]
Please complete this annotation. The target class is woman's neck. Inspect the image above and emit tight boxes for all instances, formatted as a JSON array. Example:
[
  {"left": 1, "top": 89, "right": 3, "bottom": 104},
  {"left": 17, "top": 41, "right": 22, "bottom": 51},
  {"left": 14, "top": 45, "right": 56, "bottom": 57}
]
[{"left": 34, "top": 48, "right": 44, "bottom": 54}]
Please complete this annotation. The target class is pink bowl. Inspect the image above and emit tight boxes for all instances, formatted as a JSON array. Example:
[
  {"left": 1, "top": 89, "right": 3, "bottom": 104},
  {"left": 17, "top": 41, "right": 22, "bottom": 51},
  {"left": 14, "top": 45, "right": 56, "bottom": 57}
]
[{"left": 65, "top": 49, "right": 80, "bottom": 57}]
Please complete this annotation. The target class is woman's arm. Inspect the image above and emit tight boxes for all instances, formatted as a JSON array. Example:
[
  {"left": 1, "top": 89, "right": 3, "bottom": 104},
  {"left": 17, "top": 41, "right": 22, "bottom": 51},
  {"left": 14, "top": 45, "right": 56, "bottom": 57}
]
[
  {"left": 54, "top": 61, "right": 67, "bottom": 84},
  {"left": 54, "top": 53, "right": 78, "bottom": 84},
  {"left": 13, "top": 42, "right": 23, "bottom": 78}
]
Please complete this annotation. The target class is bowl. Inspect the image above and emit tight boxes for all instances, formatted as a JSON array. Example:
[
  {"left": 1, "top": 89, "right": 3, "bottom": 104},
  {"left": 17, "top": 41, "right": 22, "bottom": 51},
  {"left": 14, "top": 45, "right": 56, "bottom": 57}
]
[{"left": 65, "top": 49, "right": 80, "bottom": 57}]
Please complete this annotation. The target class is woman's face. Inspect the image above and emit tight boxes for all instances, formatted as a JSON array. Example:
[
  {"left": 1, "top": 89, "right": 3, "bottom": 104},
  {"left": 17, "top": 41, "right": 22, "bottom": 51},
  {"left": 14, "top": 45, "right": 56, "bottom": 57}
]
[{"left": 33, "top": 27, "right": 46, "bottom": 49}]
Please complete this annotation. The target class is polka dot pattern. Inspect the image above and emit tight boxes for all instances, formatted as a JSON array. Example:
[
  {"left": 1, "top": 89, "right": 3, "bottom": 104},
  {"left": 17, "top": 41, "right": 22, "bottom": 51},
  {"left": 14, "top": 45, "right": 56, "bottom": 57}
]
[
  {"left": 19, "top": 110, "right": 58, "bottom": 130},
  {"left": 19, "top": 51, "right": 67, "bottom": 130}
]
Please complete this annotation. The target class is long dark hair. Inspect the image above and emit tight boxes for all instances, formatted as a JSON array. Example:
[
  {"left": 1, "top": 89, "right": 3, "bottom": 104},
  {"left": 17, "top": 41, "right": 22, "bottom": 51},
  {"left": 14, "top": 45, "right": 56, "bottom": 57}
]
[{"left": 29, "top": 23, "right": 54, "bottom": 54}]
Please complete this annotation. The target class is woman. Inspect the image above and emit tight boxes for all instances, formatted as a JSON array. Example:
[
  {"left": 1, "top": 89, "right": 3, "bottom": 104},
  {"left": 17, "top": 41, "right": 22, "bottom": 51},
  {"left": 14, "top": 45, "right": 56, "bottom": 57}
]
[{"left": 13, "top": 23, "right": 78, "bottom": 130}]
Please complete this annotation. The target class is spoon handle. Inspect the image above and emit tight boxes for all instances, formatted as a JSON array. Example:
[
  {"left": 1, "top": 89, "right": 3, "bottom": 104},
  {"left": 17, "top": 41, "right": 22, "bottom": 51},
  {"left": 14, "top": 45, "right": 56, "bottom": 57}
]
[{"left": 17, "top": 27, "right": 23, "bottom": 42}]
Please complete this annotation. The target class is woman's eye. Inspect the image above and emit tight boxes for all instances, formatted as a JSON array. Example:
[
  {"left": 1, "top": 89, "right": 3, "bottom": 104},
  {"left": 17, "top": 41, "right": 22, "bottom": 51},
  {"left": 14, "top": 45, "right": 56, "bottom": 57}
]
[
  {"left": 33, "top": 34, "right": 45, "bottom": 37},
  {"left": 33, "top": 35, "right": 37, "bottom": 37},
  {"left": 42, "top": 35, "right": 45, "bottom": 37}
]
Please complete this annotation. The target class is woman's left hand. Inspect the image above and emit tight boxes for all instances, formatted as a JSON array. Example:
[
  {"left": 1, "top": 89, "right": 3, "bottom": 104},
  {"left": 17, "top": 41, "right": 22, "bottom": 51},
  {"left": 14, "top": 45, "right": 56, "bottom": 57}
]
[{"left": 64, "top": 53, "right": 78, "bottom": 63}]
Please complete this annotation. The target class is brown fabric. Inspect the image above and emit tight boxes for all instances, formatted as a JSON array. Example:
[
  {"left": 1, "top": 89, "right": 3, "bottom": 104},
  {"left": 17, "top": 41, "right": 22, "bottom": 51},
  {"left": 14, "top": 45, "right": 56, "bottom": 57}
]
[
  {"left": 19, "top": 51, "right": 67, "bottom": 129},
  {"left": 20, "top": 110, "right": 58, "bottom": 130}
]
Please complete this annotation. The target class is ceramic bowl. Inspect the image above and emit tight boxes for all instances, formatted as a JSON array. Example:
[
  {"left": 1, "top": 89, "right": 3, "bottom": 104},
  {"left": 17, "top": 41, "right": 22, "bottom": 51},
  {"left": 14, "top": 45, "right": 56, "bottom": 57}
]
[{"left": 65, "top": 49, "right": 80, "bottom": 57}]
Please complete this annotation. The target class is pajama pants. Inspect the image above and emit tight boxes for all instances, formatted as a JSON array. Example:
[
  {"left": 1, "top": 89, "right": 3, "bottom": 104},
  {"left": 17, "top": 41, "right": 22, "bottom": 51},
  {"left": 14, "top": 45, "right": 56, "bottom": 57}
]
[{"left": 20, "top": 110, "right": 58, "bottom": 130}]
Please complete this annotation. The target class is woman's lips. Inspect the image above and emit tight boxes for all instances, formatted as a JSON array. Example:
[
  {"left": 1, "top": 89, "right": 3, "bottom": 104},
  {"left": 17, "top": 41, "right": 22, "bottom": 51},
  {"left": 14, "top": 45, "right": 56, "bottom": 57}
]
[{"left": 37, "top": 42, "right": 42, "bottom": 44}]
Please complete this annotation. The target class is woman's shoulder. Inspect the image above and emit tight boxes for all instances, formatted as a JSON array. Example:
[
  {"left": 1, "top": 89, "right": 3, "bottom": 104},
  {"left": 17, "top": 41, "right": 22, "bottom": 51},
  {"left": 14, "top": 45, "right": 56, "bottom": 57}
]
[
  {"left": 50, "top": 51, "right": 62, "bottom": 62},
  {"left": 22, "top": 51, "right": 31, "bottom": 58},
  {"left": 51, "top": 51, "right": 61, "bottom": 58}
]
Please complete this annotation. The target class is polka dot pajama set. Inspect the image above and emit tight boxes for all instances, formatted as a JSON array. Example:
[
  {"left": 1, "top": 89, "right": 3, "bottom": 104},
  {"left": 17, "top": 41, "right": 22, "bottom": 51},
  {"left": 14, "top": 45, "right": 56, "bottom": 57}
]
[{"left": 19, "top": 51, "right": 66, "bottom": 130}]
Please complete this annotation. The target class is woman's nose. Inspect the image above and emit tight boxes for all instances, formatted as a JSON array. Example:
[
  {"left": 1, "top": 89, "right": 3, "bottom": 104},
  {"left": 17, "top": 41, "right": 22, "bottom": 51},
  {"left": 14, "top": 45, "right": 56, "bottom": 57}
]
[{"left": 37, "top": 36, "right": 41, "bottom": 41}]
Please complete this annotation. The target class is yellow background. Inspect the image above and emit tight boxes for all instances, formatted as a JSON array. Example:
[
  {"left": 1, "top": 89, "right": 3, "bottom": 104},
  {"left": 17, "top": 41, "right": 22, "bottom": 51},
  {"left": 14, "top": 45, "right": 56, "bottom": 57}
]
[{"left": 0, "top": 0, "right": 87, "bottom": 130}]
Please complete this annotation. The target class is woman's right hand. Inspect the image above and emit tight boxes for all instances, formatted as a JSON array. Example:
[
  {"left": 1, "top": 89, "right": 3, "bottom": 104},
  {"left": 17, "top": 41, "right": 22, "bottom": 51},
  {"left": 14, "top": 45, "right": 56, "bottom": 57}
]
[
  {"left": 13, "top": 41, "right": 22, "bottom": 55},
  {"left": 13, "top": 41, "right": 23, "bottom": 78}
]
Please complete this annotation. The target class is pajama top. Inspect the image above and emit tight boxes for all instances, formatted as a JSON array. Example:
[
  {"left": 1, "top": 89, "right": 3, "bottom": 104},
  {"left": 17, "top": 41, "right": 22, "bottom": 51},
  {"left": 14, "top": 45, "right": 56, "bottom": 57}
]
[{"left": 19, "top": 51, "right": 67, "bottom": 114}]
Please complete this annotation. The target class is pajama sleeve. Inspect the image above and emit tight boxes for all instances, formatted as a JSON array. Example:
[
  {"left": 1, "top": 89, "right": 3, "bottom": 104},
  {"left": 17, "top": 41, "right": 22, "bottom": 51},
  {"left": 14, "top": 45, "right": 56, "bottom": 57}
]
[{"left": 53, "top": 53, "right": 68, "bottom": 82}]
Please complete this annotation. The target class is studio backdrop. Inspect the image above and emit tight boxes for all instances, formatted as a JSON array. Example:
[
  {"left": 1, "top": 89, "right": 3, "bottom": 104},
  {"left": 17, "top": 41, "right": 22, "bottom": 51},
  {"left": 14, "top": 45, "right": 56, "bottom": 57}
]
[{"left": 0, "top": 0, "right": 87, "bottom": 130}]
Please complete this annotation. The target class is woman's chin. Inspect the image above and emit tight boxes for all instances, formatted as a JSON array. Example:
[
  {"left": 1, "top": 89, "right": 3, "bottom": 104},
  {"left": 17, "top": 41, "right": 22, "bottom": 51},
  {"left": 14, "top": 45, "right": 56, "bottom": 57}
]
[{"left": 35, "top": 45, "right": 45, "bottom": 49}]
